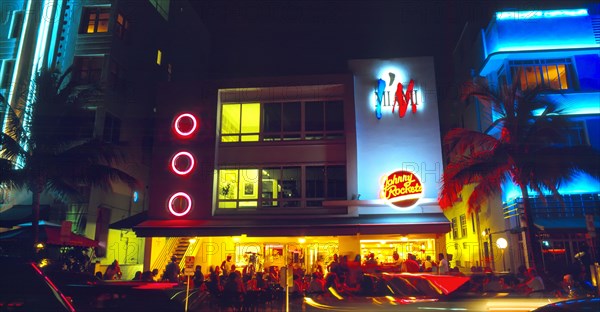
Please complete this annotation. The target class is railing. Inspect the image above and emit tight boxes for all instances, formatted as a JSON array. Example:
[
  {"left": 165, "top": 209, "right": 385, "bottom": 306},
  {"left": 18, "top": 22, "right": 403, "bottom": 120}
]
[
  {"left": 179, "top": 238, "right": 201, "bottom": 272},
  {"left": 151, "top": 237, "right": 179, "bottom": 274},
  {"left": 503, "top": 193, "right": 600, "bottom": 219}
]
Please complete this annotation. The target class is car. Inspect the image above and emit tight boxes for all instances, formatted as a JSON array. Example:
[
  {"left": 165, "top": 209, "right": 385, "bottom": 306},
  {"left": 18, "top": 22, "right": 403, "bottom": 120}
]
[
  {"left": 304, "top": 272, "right": 564, "bottom": 311},
  {"left": 43, "top": 271, "right": 183, "bottom": 312},
  {"left": 532, "top": 297, "right": 600, "bottom": 311},
  {"left": 0, "top": 257, "right": 76, "bottom": 312}
]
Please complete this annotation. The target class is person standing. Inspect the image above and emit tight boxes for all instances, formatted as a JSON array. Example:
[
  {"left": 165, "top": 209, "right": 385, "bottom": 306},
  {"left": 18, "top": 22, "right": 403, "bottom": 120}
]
[
  {"left": 104, "top": 260, "right": 122, "bottom": 280},
  {"left": 164, "top": 256, "right": 180, "bottom": 283},
  {"left": 193, "top": 265, "right": 204, "bottom": 289},
  {"left": 221, "top": 255, "right": 233, "bottom": 276},
  {"left": 438, "top": 253, "right": 449, "bottom": 275}
]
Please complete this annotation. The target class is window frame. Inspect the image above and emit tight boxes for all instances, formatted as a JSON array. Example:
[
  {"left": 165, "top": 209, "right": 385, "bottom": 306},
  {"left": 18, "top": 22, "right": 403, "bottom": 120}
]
[
  {"left": 505, "top": 59, "right": 576, "bottom": 91},
  {"left": 451, "top": 217, "right": 458, "bottom": 239},
  {"left": 220, "top": 99, "right": 345, "bottom": 143},
  {"left": 73, "top": 56, "right": 104, "bottom": 84},
  {"left": 80, "top": 6, "right": 111, "bottom": 34},
  {"left": 216, "top": 164, "right": 346, "bottom": 210},
  {"left": 115, "top": 12, "right": 129, "bottom": 39},
  {"left": 460, "top": 214, "right": 468, "bottom": 238}
]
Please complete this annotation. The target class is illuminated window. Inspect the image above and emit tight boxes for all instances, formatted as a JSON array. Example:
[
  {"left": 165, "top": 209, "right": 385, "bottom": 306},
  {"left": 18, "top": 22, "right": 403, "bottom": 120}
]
[
  {"left": 460, "top": 214, "right": 467, "bottom": 238},
  {"left": 508, "top": 59, "right": 574, "bottom": 91},
  {"left": 220, "top": 100, "right": 344, "bottom": 143},
  {"left": 74, "top": 56, "right": 103, "bottom": 84},
  {"left": 217, "top": 169, "right": 259, "bottom": 209},
  {"left": 115, "top": 13, "right": 129, "bottom": 39},
  {"left": 148, "top": 0, "right": 170, "bottom": 20},
  {"left": 216, "top": 165, "right": 346, "bottom": 210},
  {"left": 451, "top": 218, "right": 458, "bottom": 239},
  {"left": 262, "top": 167, "right": 301, "bottom": 208},
  {"left": 221, "top": 103, "right": 260, "bottom": 142},
  {"left": 156, "top": 50, "right": 162, "bottom": 65},
  {"left": 80, "top": 7, "right": 110, "bottom": 34}
]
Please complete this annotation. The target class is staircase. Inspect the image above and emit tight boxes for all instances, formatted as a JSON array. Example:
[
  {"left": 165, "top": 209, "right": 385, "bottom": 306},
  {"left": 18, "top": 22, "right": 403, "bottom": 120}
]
[{"left": 172, "top": 237, "right": 191, "bottom": 264}]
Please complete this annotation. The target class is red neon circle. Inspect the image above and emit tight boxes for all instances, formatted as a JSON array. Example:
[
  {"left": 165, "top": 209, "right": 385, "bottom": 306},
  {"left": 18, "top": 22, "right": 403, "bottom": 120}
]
[
  {"left": 168, "top": 192, "right": 192, "bottom": 217},
  {"left": 170, "top": 151, "right": 196, "bottom": 175},
  {"left": 173, "top": 113, "right": 198, "bottom": 137}
]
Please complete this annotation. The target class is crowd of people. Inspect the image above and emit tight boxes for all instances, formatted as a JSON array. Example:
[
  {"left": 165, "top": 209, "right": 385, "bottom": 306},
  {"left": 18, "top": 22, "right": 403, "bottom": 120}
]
[{"left": 94, "top": 249, "right": 597, "bottom": 310}]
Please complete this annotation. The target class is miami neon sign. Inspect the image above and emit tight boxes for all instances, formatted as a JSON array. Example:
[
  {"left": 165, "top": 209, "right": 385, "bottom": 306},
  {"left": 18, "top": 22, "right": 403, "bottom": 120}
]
[
  {"left": 374, "top": 72, "right": 418, "bottom": 119},
  {"left": 380, "top": 170, "right": 423, "bottom": 208}
]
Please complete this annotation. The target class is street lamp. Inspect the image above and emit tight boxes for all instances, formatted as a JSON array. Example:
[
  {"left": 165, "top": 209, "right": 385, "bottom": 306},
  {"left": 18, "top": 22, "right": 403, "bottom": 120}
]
[
  {"left": 496, "top": 237, "right": 508, "bottom": 272},
  {"left": 482, "top": 228, "right": 494, "bottom": 271}
]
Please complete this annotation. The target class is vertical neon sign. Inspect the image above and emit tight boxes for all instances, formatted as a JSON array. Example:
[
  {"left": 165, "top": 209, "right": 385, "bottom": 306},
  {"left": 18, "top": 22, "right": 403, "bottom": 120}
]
[{"left": 168, "top": 112, "right": 199, "bottom": 217}]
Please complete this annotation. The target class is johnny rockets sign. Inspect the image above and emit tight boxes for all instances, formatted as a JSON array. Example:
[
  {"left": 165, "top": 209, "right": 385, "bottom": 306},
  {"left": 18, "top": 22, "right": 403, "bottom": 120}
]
[
  {"left": 380, "top": 170, "right": 423, "bottom": 208},
  {"left": 374, "top": 72, "right": 419, "bottom": 119}
]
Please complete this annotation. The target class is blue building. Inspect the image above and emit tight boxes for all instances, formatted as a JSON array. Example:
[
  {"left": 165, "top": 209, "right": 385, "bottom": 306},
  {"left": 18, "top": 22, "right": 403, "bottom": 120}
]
[{"left": 448, "top": 7, "right": 600, "bottom": 274}]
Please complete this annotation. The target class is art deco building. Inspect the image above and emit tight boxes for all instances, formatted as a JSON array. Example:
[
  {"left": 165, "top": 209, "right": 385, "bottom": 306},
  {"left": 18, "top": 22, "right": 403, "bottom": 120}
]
[
  {"left": 0, "top": 0, "right": 208, "bottom": 275},
  {"left": 446, "top": 7, "right": 600, "bottom": 273}
]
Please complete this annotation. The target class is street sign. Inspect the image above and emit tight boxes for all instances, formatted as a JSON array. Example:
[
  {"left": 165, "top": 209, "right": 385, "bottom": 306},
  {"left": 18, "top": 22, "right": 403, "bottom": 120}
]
[{"left": 184, "top": 256, "right": 195, "bottom": 276}]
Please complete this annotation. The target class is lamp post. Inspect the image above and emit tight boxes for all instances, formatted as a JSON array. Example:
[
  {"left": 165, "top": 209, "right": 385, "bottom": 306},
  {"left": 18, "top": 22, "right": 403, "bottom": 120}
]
[
  {"left": 482, "top": 228, "right": 495, "bottom": 271},
  {"left": 496, "top": 237, "right": 508, "bottom": 272}
]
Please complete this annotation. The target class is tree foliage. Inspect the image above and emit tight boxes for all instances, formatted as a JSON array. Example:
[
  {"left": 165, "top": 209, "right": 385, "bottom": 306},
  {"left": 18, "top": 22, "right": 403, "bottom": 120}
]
[{"left": 0, "top": 68, "right": 138, "bottom": 249}]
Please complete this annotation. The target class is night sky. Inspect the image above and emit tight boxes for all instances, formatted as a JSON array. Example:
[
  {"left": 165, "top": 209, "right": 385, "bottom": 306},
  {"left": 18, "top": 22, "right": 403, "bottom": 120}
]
[{"left": 191, "top": 0, "right": 597, "bottom": 115}]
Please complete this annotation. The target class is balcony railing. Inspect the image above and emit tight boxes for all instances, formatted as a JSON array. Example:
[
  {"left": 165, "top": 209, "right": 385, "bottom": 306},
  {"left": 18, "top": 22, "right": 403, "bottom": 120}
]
[{"left": 503, "top": 193, "right": 600, "bottom": 219}]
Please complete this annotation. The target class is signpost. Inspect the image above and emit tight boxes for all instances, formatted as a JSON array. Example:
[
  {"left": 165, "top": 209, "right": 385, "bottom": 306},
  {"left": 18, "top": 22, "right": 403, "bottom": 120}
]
[{"left": 184, "top": 256, "right": 195, "bottom": 312}]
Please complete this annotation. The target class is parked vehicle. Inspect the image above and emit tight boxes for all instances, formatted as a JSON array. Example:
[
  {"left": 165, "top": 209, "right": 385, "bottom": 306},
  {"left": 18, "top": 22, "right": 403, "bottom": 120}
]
[
  {"left": 0, "top": 257, "right": 76, "bottom": 312},
  {"left": 43, "top": 270, "right": 182, "bottom": 312},
  {"left": 304, "top": 273, "right": 564, "bottom": 311},
  {"left": 533, "top": 297, "right": 600, "bottom": 311}
]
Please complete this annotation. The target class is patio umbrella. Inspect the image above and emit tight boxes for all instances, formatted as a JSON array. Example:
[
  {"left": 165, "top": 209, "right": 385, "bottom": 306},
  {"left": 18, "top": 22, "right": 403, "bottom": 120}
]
[{"left": 0, "top": 221, "right": 99, "bottom": 247}]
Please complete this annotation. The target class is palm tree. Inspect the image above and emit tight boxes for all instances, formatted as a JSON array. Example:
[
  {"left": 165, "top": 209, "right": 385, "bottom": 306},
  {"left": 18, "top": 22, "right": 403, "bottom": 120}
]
[
  {"left": 439, "top": 76, "right": 600, "bottom": 271},
  {"left": 0, "top": 68, "right": 138, "bottom": 255}
]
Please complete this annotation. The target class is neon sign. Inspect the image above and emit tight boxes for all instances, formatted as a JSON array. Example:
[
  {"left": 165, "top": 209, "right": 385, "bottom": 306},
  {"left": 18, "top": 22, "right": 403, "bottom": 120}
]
[
  {"left": 374, "top": 72, "right": 418, "bottom": 119},
  {"left": 173, "top": 113, "right": 198, "bottom": 137},
  {"left": 170, "top": 151, "right": 196, "bottom": 176},
  {"left": 168, "top": 192, "right": 192, "bottom": 217},
  {"left": 168, "top": 113, "right": 199, "bottom": 217},
  {"left": 380, "top": 170, "right": 423, "bottom": 208}
]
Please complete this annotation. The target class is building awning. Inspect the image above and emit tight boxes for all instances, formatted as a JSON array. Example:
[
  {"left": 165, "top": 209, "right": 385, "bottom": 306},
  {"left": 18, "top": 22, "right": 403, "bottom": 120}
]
[
  {"left": 132, "top": 213, "right": 450, "bottom": 237},
  {"left": 110, "top": 211, "right": 148, "bottom": 229},
  {"left": 535, "top": 217, "right": 600, "bottom": 232},
  {"left": 0, "top": 221, "right": 99, "bottom": 247},
  {"left": 0, "top": 205, "right": 51, "bottom": 228}
]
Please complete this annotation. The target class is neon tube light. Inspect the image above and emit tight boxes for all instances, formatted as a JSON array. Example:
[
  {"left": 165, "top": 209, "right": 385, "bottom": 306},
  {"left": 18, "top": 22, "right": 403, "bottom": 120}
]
[
  {"left": 170, "top": 151, "right": 196, "bottom": 175},
  {"left": 173, "top": 113, "right": 198, "bottom": 137},
  {"left": 168, "top": 192, "right": 192, "bottom": 217},
  {"left": 496, "top": 9, "right": 588, "bottom": 20}
]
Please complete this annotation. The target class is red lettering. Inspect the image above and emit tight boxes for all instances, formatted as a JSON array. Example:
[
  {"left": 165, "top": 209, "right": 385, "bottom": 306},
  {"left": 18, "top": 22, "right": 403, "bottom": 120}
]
[{"left": 392, "top": 79, "right": 415, "bottom": 118}]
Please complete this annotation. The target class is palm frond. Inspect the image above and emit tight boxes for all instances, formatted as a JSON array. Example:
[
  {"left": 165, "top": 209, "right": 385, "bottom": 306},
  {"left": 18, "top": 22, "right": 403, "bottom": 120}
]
[
  {"left": 467, "top": 168, "right": 511, "bottom": 214},
  {"left": 443, "top": 128, "right": 498, "bottom": 158},
  {"left": 440, "top": 148, "right": 510, "bottom": 211}
]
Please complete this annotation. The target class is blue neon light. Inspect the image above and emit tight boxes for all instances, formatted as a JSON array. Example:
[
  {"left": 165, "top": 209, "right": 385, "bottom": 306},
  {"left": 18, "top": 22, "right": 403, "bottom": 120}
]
[
  {"left": 496, "top": 9, "right": 588, "bottom": 20},
  {"left": 503, "top": 173, "right": 600, "bottom": 203},
  {"left": 375, "top": 79, "right": 385, "bottom": 119}
]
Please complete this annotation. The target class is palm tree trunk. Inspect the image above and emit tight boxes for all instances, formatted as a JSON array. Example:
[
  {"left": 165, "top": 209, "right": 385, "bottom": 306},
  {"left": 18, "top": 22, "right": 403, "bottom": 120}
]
[
  {"left": 31, "top": 187, "right": 42, "bottom": 258},
  {"left": 520, "top": 184, "right": 543, "bottom": 271}
]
